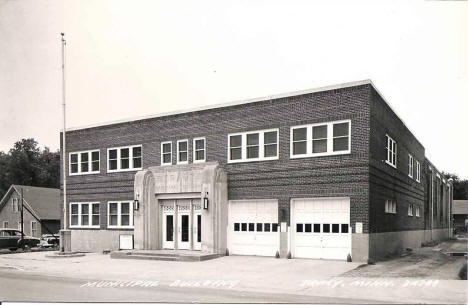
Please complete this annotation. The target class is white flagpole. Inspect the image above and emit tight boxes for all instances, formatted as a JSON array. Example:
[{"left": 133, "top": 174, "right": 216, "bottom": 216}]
[{"left": 61, "top": 33, "right": 68, "bottom": 246}]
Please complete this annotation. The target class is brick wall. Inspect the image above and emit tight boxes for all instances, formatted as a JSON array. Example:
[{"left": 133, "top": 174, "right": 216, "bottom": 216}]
[{"left": 60, "top": 84, "right": 372, "bottom": 230}]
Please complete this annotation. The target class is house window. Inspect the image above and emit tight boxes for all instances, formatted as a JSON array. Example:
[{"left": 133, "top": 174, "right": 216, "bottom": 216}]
[
  {"left": 31, "top": 221, "right": 37, "bottom": 237},
  {"left": 69, "top": 150, "right": 100, "bottom": 175},
  {"left": 408, "top": 204, "right": 414, "bottom": 216},
  {"left": 193, "top": 137, "right": 206, "bottom": 163},
  {"left": 415, "top": 205, "right": 420, "bottom": 217},
  {"left": 408, "top": 154, "right": 414, "bottom": 178},
  {"left": 161, "top": 141, "right": 172, "bottom": 165},
  {"left": 70, "top": 202, "right": 100, "bottom": 228},
  {"left": 3, "top": 221, "right": 8, "bottom": 228},
  {"left": 290, "top": 120, "right": 351, "bottom": 158},
  {"left": 385, "top": 135, "right": 397, "bottom": 168},
  {"left": 416, "top": 161, "right": 421, "bottom": 182},
  {"left": 107, "top": 145, "right": 142, "bottom": 172},
  {"left": 177, "top": 140, "right": 188, "bottom": 164},
  {"left": 12, "top": 198, "right": 19, "bottom": 213},
  {"left": 107, "top": 201, "right": 133, "bottom": 228},
  {"left": 385, "top": 200, "right": 396, "bottom": 214},
  {"left": 228, "top": 129, "right": 279, "bottom": 163}
]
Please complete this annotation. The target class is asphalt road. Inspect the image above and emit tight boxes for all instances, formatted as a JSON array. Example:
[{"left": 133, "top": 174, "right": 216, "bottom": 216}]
[{"left": 0, "top": 270, "right": 385, "bottom": 303}]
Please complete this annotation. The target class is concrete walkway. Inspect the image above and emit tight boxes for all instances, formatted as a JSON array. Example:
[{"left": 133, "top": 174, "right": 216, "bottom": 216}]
[{"left": 0, "top": 251, "right": 465, "bottom": 304}]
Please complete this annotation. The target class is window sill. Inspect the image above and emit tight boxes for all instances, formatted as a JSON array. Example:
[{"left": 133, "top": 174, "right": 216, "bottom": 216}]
[
  {"left": 107, "top": 168, "right": 142, "bottom": 173},
  {"left": 290, "top": 151, "right": 350, "bottom": 159},
  {"left": 107, "top": 226, "right": 134, "bottom": 230},
  {"left": 69, "top": 171, "right": 100, "bottom": 176},
  {"left": 385, "top": 160, "right": 397, "bottom": 169},
  {"left": 227, "top": 156, "right": 279, "bottom": 164},
  {"left": 69, "top": 226, "right": 100, "bottom": 229}
]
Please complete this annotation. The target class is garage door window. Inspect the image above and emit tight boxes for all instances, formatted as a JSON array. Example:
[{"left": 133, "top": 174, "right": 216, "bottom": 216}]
[
  {"left": 256, "top": 223, "right": 263, "bottom": 232},
  {"left": 234, "top": 223, "right": 240, "bottom": 231},
  {"left": 341, "top": 224, "right": 349, "bottom": 233},
  {"left": 272, "top": 224, "right": 278, "bottom": 232},
  {"left": 314, "top": 224, "right": 320, "bottom": 233},
  {"left": 296, "top": 223, "right": 303, "bottom": 232},
  {"left": 323, "top": 224, "right": 330, "bottom": 233},
  {"left": 264, "top": 223, "right": 271, "bottom": 232},
  {"left": 304, "top": 223, "right": 312, "bottom": 232},
  {"left": 241, "top": 223, "right": 247, "bottom": 231},
  {"left": 332, "top": 224, "right": 340, "bottom": 233},
  {"left": 248, "top": 223, "right": 255, "bottom": 231}
]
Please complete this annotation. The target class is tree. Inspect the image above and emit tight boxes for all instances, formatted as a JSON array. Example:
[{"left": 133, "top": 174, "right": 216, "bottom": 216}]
[
  {"left": 0, "top": 138, "right": 60, "bottom": 199},
  {"left": 443, "top": 172, "right": 468, "bottom": 200}
]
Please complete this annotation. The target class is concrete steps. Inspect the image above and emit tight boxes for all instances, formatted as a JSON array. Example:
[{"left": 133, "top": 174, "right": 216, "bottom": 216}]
[{"left": 110, "top": 250, "right": 220, "bottom": 262}]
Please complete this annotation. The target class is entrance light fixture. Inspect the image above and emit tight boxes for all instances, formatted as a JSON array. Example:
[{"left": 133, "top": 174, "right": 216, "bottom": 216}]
[
  {"left": 133, "top": 194, "right": 140, "bottom": 211},
  {"left": 203, "top": 192, "right": 209, "bottom": 210}
]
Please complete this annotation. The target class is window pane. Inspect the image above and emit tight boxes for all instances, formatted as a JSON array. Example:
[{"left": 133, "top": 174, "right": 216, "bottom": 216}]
[
  {"left": 241, "top": 223, "right": 247, "bottom": 231},
  {"left": 163, "top": 153, "right": 171, "bottom": 164},
  {"left": 333, "top": 137, "right": 349, "bottom": 151},
  {"left": 293, "top": 142, "right": 306, "bottom": 155},
  {"left": 195, "top": 139, "right": 204, "bottom": 150},
  {"left": 246, "top": 133, "right": 259, "bottom": 146},
  {"left": 323, "top": 224, "right": 330, "bottom": 233},
  {"left": 230, "top": 135, "right": 241, "bottom": 147},
  {"left": 110, "top": 215, "right": 118, "bottom": 226},
  {"left": 71, "top": 153, "right": 78, "bottom": 163},
  {"left": 133, "top": 157, "right": 141, "bottom": 168},
  {"left": 332, "top": 224, "right": 339, "bottom": 233},
  {"left": 81, "top": 215, "right": 89, "bottom": 226},
  {"left": 247, "top": 146, "right": 259, "bottom": 159},
  {"left": 92, "top": 151, "right": 99, "bottom": 161},
  {"left": 248, "top": 223, "right": 255, "bottom": 231},
  {"left": 230, "top": 148, "right": 242, "bottom": 160},
  {"left": 81, "top": 204, "right": 89, "bottom": 215},
  {"left": 312, "top": 139, "right": 327, "bottom": 153},
  {"left": 256, "top": 223, "right": 263, "bottom": 232},
  {"left": 92, "top": 203, "right": 99, "bottom": 214},
  {"left": 92, "top": 161, "right": 99, "bottom": 171},
  {"left": 81, "top": 152, "right": 89, "bottom": 162},
  {"left": 121, "top": 202, "right": 130, "bottom": 214},
  {"left": 121, "top": 148, "right": 129, "bottom": 158},
  {"left": 121, "top": 215, "right": 130, "bottom": 226},
  {"left": 305, "top": 223, "right": 312, "bottom": 232},
  {"left": 264, "top": 131, "right": 277, "bottom": 144},
  {"left": 109, "top": 149, "right": 117, "bottom": 159},
  {"left": 179, "top": 152, "right": 187, "bottom": 162},
  {"left": 162, "top": 143, "right": 171, "bottom": 153},
  {"left": 71, "top": 164, "right": 78, "bottom": 173},
  {"left": 109, "top": 203, "right": 118, "bottom": 215},
  {"left": 71, "top": 204, "right": 78, "bottom": 214},
  {"left": 71, "top": 215, "right": 78, "bottom": 226},
  {"left": 178, "top": 141, "right": 187, "bottom": 151},
  {"left": 109, "top": 160, "right": 117, "bottom": 170},
  {"left": 264, "top": 145, "right": 277, "bottom": 157},
  {"left": 195, "top": 150, "right": 205, "bottom": 161},
  {"left": 333, "top": 122, "right": 349, "bottom": 137},
  {"left": 234, "top": 223, "right": 240, "bottom": 231},
  {"left": 264, "top": 223, "right": 271, "bottom": 232},
  {"left": 296, "top": 223, "right": 303, "bottom": 232},
  {"left": 92, "top": 215, "right": 99, "bottom": 226},
  {"left": 121, "top": 158, "right": 129, "bottom": 169},
  {"left": 341, "top": 224, "right": 349, "bottom": 233},
  {"left": 312, "top": 125, "right": 327, "bottom": 139},
  {"left": 313, "top": 224, "right": 320, "bottom": 233},
  {"left": 272, "top": 223, "right": 278, "bottom": 232},
  {"left": 133, "top": 146, "right": 141, "bottom": 157},
  {"left": 293, "top": 128, "right": 307, "bottom": 141},
  {"left": 81, "top": 162, "right": 89, "bottom": 172}
]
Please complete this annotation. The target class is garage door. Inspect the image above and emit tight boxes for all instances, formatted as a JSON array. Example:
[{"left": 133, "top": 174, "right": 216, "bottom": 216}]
[
  {"left": 228, "top": 199, "right": 279, "bottom": 256},
  {"left": 291, "top": 198, "right": 351, "bottom": 260}
]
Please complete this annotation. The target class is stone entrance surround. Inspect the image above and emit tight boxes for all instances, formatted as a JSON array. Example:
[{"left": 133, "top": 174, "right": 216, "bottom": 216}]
[{"left": 133, "top": 162, "right": 228, "bottom": 254}]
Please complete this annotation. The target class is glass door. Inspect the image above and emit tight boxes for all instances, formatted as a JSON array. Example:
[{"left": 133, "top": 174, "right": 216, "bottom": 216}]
[
  {"left": 193, "top": 211, "right": 201, "bottom": 250},
  {"left": 162, "top": 212, "right": 174, "bottom": 249},
  {"left": 178, "top": 212, "right": 190, "bottom": 249}
]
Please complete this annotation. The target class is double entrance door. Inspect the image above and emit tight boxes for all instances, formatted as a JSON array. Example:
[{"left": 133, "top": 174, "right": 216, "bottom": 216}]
[{"left": 161, "top": 199, "right": 201, "bottom": 250}]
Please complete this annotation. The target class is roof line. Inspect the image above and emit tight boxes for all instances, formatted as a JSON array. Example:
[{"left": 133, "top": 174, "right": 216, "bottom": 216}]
[
  {"left": 64, "top": 79, "right": 372, "bottom": 132},
  {"left": 12, "top": 185, "right": 42, "bottom": 220}
]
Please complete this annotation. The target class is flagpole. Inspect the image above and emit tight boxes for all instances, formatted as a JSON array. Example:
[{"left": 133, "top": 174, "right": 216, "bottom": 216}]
[{"left": 61, "top": 32, "right": 68, "bottom": 252}]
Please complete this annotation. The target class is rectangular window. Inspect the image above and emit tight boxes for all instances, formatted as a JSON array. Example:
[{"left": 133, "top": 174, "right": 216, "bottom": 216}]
[
  {"left": 296, "top": 223, "right": 303, "bottom": 232},
  {"left": 161, "top": 141, "right": 172, "bottom": 166},
  {"left": 193, "top": 137, "right": 206, "bottom": 163},
  {"left": 107, "top": 145, "right": 142, "bottom": 172},
  {"left": 408, "top": 154, "right": 414, "bottom": 178},
  {"left": 256, "top": 223, "right": 263, "bottom": 232},
  {"left": 304, "top": 223, "right": 312, "bottom": 233},
  {"left": 272, "top": 223, "right": 279, "bottom": 232},
  {"left": 341, "top": 224, "right": 349, "bottom": 233},
  {"left": 177, "top": 140, "right": 188, "bottom": 164},
  {"left": 241, "top": 223, "right": 247, "bottom": 231},
  {"left": 3, "top": 221, "right": 8, "bottom": 228},
  {"left": 313, "top": 223, "right": 320, "bottom": 233},
  {"left": 12, "top": 198, "right": 19, "bottom": 213},
  {"left": 234, "top": 223, "right": 240, "bottom": 231},
  {"left": 332, "top": 224, "right": 340, "bottom": 233},
  {"left": 416, "top": 161, "right": 421, "bottom": 182},
  {"left": 31, "top": 221, "right": 37, "bottom": 237},
  {"left": 228, "top": 129, "right": 279, "bottom": 162},
  {"left": 385, "top": 135, "right": 397, "bottom": 168},
  {"left": 291, "top": 120, "right": 351, "bottom": 158},
  {"left": 264, "top": 223, "right": 271, "bottom": 232},
  {"left": 323, "top": 224, "right": 330, "bottom": 233},
  {"left": 18, "top": 221, "right": 22, "bottom": 231},
  {"left": 69, "top": 150, "right": 100, "bottom": 175},
  {"left": 415, "top": 206, "right": 420, "bottom": 217},
  {"left": 408, "top": 204, "right": 414, "bottom": 216},
  {"left": 385, "top": 200, "right": 397, "bottom": 214},
  {"left": 248, "top": 223, "right": 255, "bottom": 232},
  {"left": 70, "top": 202, "right": 100, "bottom": 228},
  {"left": 107, "top": 201, "right": 133, "bottom": 228}
]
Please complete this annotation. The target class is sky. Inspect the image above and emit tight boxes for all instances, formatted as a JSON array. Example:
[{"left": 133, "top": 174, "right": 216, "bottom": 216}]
[{"left": 0, "top": 0, "right": 467, "bottom": 178}]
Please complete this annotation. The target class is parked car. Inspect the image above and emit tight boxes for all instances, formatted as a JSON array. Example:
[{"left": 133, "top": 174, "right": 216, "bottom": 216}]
[
  {"left": 40, "top": 234, "right": 59, "bottom": 248},
  {"left": 0, "top": 228, "right": 41, "bottom": 251}
]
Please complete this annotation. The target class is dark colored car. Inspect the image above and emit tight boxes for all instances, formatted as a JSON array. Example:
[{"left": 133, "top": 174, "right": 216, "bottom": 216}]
[{"left": 0, "top": 229, "right": 41, "bottom": 251}]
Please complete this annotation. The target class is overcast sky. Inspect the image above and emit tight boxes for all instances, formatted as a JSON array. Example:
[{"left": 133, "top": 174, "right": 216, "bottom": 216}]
[{"left": 0, "top": 0, "right": 467, "bottom": 178}]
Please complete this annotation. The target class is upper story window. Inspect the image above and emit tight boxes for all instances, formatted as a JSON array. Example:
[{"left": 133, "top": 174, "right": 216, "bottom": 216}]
[
  {"left": 12, "top": 198, "right": 19, "bottom": 213},
  {"left": 161, "top": 141, "right": 172, "bottom": 166},
  {"left": 108, "top": 201, "right": 133, "bottom": 228},
  {"left": 70, "top": 202, "right": 100, "bottom": 228},
  {"left": 385, "top": 134, "right": 397, "bottom": 168},
  {"left": 193, "top": 137, "right": 206, "bottom": 163},
  {"left": 415, "top": 205, "right": 420, "bottom": 217},
  {"left": 228, "top": 128, "right": 279, "bottom": 163},
  {"left": 415, "top": 161, "right": 421, "bottom": 182},
  {"left": 107, "top": 145, "right": 142, "bottom": 173},
  {"left": 290, "top": 120, "right": 351, "bottom": 158},
  {"left": 385, "top": 199, "right": 396, "bottom": 214},
  {"left": 177, "top": 140, "right": 188, "bottom": 164},
  {"left": 69, "top": 150, "right": 100, "bottom": 175},
  {"left": 408, "top": 203, "right": 414, "bottom": 216},
  {"left": 408, "top": 154, "right": 414, "bottom": 178}
]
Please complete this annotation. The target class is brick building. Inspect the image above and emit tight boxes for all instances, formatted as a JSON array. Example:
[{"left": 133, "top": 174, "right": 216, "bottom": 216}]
[{"left": 60, "top": 80, "right": 452, "bottom": 262}]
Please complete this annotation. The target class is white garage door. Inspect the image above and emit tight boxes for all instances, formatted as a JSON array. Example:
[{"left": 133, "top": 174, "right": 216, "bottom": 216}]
[
  {"left": 291, "top": 198, "right": 351, "bottom": 260},
  {"left": 228, "top": 199, "right": 279, "bottom": 256}
]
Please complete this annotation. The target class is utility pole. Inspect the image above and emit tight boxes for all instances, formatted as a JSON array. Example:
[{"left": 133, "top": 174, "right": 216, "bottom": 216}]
[
  {"left": 20, "top": 188, "right": 24, "bottom": 238},
  {"left": 60, "top": 32, "right": 69, "bottom": 252}
]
